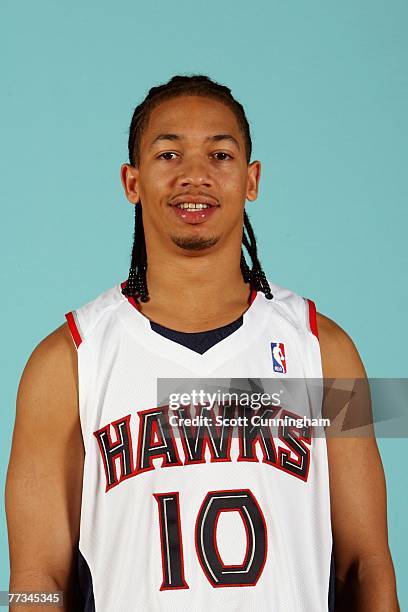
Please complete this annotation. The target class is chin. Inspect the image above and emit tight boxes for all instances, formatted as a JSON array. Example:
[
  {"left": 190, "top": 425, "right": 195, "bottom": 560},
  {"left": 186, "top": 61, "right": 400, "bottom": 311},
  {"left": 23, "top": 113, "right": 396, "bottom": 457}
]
[{"left": 170, "top": 233, "right": 220, "bottom": 251}]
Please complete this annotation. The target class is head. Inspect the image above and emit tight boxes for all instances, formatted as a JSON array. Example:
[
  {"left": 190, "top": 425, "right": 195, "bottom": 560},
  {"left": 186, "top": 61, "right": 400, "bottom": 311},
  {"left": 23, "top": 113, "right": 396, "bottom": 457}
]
[{"left": 120, "top": 75, "right": 272, "bottom": 301}]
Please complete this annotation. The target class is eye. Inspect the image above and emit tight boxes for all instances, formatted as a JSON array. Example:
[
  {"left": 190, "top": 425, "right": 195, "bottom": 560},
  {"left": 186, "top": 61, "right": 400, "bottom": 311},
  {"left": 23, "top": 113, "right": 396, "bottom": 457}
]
[
  {"left": 158, "top": 152, "right": 178, "bottom": 160},
  {"left": 213, "top": 152, "right": 232, "bottom": 161}
]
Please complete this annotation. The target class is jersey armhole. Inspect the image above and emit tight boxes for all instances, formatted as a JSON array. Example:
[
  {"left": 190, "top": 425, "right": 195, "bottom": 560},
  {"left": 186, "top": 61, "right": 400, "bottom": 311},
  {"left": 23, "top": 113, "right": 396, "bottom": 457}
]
[
  {"left": 65, "top": 310, "right": 83, "bottom": 349},
  {"left": 304, "top": 298, "right": 319, "bottom": 340}
]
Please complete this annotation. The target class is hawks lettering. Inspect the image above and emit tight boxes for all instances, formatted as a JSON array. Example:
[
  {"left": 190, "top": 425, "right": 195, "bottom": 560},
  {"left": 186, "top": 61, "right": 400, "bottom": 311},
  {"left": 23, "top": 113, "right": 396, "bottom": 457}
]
[{"left": 94, "top": 404, "right": 312, "bottom": 492}]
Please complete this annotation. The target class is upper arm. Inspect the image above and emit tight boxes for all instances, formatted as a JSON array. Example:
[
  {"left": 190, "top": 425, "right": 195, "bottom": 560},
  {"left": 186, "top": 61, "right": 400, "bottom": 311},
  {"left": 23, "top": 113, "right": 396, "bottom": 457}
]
[
  {"left": 5, "top": 323, "right": 84, "bottom": 596},
  {"left": 317, "top": 312, "right": 394, "bottom": 582}
]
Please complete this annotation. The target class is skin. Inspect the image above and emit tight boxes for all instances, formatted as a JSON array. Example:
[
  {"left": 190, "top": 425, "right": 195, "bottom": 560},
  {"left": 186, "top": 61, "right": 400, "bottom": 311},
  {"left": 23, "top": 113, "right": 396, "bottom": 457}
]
[{"left": 6, "top": 95, "right": 399, "bottom": 610}]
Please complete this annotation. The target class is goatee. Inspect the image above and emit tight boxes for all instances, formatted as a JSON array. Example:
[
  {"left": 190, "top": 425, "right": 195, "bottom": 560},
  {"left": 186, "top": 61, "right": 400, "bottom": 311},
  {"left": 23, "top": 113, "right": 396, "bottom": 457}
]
[{"left": 170, "top": 234, "right": 220, "bottom": 251}]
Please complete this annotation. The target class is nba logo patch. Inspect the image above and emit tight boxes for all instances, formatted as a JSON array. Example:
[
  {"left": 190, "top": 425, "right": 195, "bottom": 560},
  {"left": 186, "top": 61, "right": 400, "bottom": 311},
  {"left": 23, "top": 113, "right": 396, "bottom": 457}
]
[{"left": 271, "top": 342, "right": 287, "bottom": 374}]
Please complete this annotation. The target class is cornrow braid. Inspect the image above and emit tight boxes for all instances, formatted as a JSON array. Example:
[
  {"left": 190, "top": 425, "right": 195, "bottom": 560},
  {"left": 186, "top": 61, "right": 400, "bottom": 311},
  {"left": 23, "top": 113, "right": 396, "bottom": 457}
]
[
  {"left": 124, "top": 202, "right": 148, "bottom": 301},
  {"left": 242, "top": 211, "right": 273, "bottom": 299},
  {"left": 122, "top": 74, "right": 273, "bottom": 302}
]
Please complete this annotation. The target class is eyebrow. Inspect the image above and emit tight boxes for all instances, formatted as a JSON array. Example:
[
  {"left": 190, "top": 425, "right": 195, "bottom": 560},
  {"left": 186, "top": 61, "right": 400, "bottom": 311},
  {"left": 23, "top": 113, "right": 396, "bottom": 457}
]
[{"left": 149, "top": 133, "right": 241, "bottom": 150}]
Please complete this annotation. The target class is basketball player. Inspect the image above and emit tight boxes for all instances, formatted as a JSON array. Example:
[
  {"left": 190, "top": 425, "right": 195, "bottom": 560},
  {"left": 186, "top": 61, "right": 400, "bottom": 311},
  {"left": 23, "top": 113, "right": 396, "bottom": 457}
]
[{"left": 6, "top": 75, "right": 399, "bottom": 611}]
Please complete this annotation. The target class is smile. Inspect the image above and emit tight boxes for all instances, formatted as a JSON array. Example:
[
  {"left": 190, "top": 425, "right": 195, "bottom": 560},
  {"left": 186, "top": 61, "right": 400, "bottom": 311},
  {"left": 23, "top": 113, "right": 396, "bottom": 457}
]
[{"left": 170, "top": 202, "right": 218, "bottom": 224}]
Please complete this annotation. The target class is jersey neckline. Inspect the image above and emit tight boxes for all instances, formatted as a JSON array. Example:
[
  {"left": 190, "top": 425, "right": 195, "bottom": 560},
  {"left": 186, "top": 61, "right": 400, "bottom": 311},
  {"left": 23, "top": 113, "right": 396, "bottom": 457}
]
[{"left": 116, "top": 281, "right": 270, "bottom": 374}]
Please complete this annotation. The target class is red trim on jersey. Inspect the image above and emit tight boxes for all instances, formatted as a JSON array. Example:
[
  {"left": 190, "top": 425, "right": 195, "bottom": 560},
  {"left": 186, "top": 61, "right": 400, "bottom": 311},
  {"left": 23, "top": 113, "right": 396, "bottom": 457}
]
[
  {"left": 65, "top": 311, "right": 82, "bottom": 348},
  {"left": 306, "top": 298, "right": 319, "bottom": 339},
  {"left": 248, "top": 287, "right": 257, "bottom": 305},
  {"left": 121, "top": 279, "right": 141, "bottom": 311}
]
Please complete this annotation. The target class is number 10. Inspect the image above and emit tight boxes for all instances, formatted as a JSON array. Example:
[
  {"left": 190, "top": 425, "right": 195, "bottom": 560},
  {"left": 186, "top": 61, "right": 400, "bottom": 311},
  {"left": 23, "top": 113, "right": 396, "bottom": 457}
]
[{"left": 154, "top": 489, "right": 268, "bottom": 590}]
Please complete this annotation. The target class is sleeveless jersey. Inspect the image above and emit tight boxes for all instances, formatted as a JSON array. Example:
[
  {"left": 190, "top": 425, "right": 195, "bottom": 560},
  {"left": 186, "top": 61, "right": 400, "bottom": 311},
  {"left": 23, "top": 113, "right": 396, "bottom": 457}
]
[{"left": 65, "top": 278, "right": 333, "bottom": 612}]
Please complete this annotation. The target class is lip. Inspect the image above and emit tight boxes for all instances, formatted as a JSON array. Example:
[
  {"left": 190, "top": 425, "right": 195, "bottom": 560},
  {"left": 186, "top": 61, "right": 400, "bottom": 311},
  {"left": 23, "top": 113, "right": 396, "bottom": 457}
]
[{"left": 170, "top": 205, "right": 218, "bottom": 225}]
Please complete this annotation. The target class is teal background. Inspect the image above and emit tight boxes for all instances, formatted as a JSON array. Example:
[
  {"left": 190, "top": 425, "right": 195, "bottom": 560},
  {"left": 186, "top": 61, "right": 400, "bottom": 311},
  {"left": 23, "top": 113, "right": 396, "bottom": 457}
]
[{"left": 1, "top": 0, "right": 407, "bottom": 606}]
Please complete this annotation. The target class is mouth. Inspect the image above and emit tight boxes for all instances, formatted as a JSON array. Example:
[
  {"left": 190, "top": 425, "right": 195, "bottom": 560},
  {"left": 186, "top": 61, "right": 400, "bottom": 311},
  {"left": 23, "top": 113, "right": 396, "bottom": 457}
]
[{"left": 169, "top": 197, "right": 219, "bottom": 225}]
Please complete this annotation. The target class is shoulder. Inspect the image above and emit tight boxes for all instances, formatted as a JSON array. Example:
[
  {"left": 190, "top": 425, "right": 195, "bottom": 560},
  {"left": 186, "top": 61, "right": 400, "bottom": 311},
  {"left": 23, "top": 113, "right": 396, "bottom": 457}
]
[
  {"left": 25, "top": 322, "right": 77, "bottom": 371},
  {"left": 316, "top": 311, "right": 367, "bottom": 378},
  {"left": 17, "top": 323, "right": 78, "bottom": 412}
]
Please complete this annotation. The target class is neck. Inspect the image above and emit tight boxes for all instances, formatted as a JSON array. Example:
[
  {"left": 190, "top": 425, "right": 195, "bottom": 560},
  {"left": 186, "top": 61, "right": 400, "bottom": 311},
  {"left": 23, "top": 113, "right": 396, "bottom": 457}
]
[{"left": 134, "top": 244, "right": 253, "bottom": 333}]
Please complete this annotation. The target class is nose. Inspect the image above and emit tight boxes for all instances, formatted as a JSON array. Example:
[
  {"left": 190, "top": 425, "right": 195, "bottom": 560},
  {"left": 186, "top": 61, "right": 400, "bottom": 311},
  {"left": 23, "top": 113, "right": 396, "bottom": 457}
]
[{"left": 177, "top": 155, "right": 213, "bottom": 188}]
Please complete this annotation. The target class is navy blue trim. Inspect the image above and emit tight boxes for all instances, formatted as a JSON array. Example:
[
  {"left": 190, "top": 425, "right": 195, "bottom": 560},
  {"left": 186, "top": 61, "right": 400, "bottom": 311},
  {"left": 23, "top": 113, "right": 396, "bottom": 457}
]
[
  {"left": 150, "top": 316, "right": 243, "bottom": 354},
  {"left": 328, "top": 546, "right": 336, "bottom": 611},
  {"left": 75, "top": 546, "right": 95, "bottom": 612}
]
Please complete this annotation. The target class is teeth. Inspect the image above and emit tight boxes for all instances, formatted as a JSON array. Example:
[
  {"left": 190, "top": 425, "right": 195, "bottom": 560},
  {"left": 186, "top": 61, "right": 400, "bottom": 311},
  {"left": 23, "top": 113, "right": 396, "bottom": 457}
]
[{"left": 176, "top": 202, "right": 210, "bottom": 210}]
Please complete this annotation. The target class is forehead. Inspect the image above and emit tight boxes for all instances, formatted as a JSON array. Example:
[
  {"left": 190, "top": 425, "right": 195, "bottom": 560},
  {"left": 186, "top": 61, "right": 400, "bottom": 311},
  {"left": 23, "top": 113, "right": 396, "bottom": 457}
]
[{"left": 141, "top": 95, "right": 243, "bottom": 145}]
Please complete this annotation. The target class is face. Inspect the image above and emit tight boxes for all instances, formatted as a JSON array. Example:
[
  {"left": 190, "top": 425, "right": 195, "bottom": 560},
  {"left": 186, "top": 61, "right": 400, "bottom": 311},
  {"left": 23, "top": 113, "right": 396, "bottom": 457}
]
[{"left": 121, "top": 95, "right": 260, "bottom": 253}]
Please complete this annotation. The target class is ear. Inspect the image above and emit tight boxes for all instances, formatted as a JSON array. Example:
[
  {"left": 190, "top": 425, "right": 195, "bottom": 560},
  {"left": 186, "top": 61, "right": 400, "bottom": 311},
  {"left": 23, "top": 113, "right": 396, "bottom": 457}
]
[
  {"left": 120, "top": 163, "right": 140, "bottom": 204},
  {"left": 246, "top": 160, "right": 261, "bottom": 202}
]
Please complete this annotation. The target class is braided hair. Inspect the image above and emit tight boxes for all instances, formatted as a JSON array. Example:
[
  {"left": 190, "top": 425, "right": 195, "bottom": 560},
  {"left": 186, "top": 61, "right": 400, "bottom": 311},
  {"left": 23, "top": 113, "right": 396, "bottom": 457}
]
[{"left": 122, "top": 74, "right": 273, "bottom": 302}]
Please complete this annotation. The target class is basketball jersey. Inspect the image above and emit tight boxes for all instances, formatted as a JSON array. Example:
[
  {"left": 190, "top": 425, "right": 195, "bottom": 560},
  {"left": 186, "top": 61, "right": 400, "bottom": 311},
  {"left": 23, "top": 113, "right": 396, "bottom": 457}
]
[{"left": 65, "top": 278, "right": 334, "bottom": 612}]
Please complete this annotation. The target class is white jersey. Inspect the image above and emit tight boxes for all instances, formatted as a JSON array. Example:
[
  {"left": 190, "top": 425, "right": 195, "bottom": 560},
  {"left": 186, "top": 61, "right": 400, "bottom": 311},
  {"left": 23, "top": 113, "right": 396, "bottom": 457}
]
[{"left": 65, "top": 278, "right": 334, "bottom": 612}]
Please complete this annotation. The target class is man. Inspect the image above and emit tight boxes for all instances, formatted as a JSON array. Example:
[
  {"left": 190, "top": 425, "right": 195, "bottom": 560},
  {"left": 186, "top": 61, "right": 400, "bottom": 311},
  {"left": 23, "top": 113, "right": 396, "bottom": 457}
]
[{"left": 6, "top": 75, "right": 399, "bottom": 611}]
